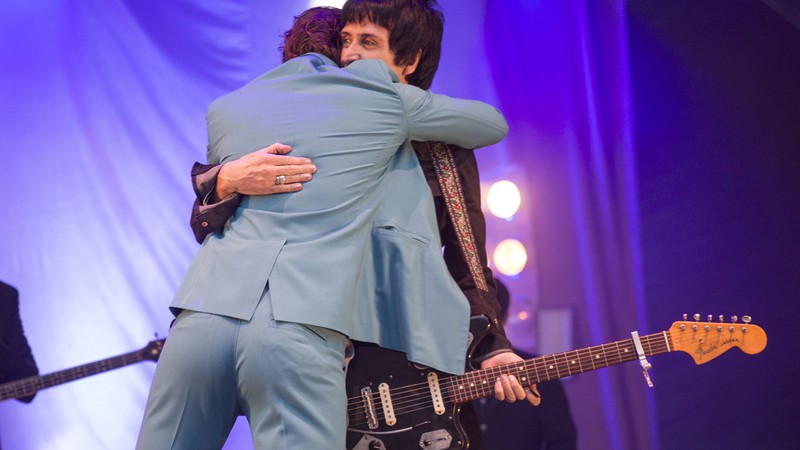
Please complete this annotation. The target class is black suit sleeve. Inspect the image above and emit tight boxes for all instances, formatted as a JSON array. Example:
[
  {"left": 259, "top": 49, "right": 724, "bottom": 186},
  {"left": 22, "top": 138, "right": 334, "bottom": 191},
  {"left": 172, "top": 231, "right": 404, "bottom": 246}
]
[
  {"left": 412, "top": 142, "right": 512, "bottom": 361},
  {"left": 189, "top": 162, "right": 242, "bottom": 244},
  {"left": 0, "top": 281, "right": 39, "bottom": 403}
]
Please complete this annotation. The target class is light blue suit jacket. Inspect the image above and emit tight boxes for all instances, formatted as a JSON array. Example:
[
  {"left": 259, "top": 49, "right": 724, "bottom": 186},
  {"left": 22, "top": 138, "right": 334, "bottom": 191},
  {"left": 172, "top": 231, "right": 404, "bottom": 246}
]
[{"left": 170, "top": 54, "right": 507, "bottom": 374}]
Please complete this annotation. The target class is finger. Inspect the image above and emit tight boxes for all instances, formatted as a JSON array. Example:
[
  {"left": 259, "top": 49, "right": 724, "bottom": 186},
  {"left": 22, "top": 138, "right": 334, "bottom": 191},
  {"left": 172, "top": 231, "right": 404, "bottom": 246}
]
[
  {"left": 494, "top": 378, "right": 506, "bottom": 402},
  {"left": 526, "top": 390, "right": 542, "bottom": 406},
  {"left": 260, "top": 143, "right": 292, "bottom": 155},
  {"left": 268, "top": 156, "right": 314, "bottom": 168},
  {"left": 508, "top": 375, "right": 527, "bottom": 401},
  {"left": 281, "top": 164, "right": 317, "bottom": 175},
  {"left": 500, "top": 375, "right": 518, "bottom": 403},
  {"left": 283, "top": 172, "right": 313, "bottom": 184},
  {"left": 526, "top": 384, "right": 542, "bottom": 406},
  {"left": 496, "top": 375, "right": 517, "bottom": 403},
  {"left": 268, "top": 183, "right": 303, "bottom": 194}
]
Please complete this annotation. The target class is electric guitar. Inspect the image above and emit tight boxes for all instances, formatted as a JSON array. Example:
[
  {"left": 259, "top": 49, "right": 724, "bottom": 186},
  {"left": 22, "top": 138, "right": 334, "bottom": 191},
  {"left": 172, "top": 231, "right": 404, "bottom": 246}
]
[
  {"left": 0, "top": 338, "right": 165, "bottom": 402},
  {"left": 345, "top": 315, "right": 767, "bottom": 450}
]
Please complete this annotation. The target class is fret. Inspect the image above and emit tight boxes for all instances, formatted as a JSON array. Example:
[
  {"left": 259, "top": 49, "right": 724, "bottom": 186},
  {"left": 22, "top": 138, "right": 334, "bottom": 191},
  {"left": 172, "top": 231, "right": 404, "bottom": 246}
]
[
  {"left": 467, "top": 370, "right": 479, "bottom": 399},
  {"left": 586, "top": 346, "right": 596, "bottom": 371},
  {"left": 621, "top": 340, "right": 634, "bottom": 363},
  {"left": 535, "top": 357, "right": 544, "bottom": 383},
  {"left": 545, "top": 353, "right": 559, "bottom": 380},
  {"left": 540, "top": 355, "right": 551, "bottom": 381},
  {"left": 613, "top": 340, "right": 623, "bottom": 366},
  {"left": 451, "top": 376, "right": 464, "bottom": 404},
  {"left": 564, "top": 349, "right": 580, "bottom": 375},
  {"left": 514, "top": 361, "right": 530, "bottom": 386},
  {"left": 557, "top": 352, "right": 569, "bottom": 377},
  {"left": 593, "top": 345, "right": 603, "bottom": 368},
  {"left": 574, "top": 348, "right": 585, "bottom": 374},
  {"left": 601, "top": 341, "right": 609, "bottom": 368},
  {"left": 528, "top": 357, "right": 542, "bottom": 384},
  {"left": 642, "top": 336, "right": 653, "bottom": 356},
  {"left": 481, "top": 370, "right": 493, "bottom": 397}
]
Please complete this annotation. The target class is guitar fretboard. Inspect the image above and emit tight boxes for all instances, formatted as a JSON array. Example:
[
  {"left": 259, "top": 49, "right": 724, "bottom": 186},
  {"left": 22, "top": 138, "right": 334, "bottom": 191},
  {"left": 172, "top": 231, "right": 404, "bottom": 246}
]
[
  {"left": 446, "top": 330, "right": 672, "bottom": 404},
  {"left": 0, "top": 339, "right": 164, "bottom": 401}
]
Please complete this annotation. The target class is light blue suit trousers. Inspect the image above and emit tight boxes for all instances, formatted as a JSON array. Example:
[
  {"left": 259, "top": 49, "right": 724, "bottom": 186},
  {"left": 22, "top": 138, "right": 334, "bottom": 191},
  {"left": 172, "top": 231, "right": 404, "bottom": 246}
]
[{"left": 136, "top": 289, "right": 348, "bottom": 449}]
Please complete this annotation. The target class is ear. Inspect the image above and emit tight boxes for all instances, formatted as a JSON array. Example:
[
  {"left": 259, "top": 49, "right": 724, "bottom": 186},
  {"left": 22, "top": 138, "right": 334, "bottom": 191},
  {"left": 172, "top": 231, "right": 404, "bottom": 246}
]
[{"left": 402, "top": 49, "right": 422, "bottom": 78}]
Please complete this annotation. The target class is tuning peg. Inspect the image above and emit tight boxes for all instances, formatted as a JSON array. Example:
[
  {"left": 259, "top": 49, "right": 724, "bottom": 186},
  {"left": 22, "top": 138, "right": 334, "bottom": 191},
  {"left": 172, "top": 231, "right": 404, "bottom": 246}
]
[
  {"left": 731, "top": 315, "right": 738, "bottom": 323},
  {"left": 683, "top": 313, "right": 688, "bottom": 321},
  {"left": 693, "top": 313, "right": 701, "bottom": 321},
  {"left": 742, "top": 315, "right": 752, "bottom": 324},
  {"left": 719, "top": 315, "right": 724, "bottom": 322},
  {"left": 707, "top": 314, "right": 713, "bottom": 322}
]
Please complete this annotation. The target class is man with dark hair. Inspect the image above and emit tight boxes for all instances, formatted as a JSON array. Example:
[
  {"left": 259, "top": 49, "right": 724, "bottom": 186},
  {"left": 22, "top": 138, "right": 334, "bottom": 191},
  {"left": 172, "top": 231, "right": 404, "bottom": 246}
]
[
  {"left": 0, "top": 280, "right": 39, "bottom": 402},
  {"left": 137, "top": 6, "right": 508, "bottom": 449},
  {"left": 340, "top": 0, "right": 443, "bottom": 90}
]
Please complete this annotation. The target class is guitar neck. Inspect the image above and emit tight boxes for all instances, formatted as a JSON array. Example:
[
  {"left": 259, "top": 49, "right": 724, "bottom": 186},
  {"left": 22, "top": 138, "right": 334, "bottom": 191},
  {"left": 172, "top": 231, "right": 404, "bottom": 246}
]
[
  {"left": 447, "top": 330, "right": 672, "bottom": 404},
  {"left": 0, "top": 343, "right": 161, "bottom": 401}
]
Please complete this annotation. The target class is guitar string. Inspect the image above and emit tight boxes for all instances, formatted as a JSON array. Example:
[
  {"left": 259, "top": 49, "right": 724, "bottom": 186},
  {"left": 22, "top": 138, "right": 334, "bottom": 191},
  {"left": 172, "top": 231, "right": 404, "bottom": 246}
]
[
  {"left": 347, "top": 327, "right": 752, "bottom": 424},
  {"left": 346, "top": 335, "right": 663, "bottom": 424},
  {"left": 1, "top": 354, "right": 142, "bottom": 398},
  {"left": 0, "top": 345, "right": 161, "bottom": 400},
  {"left": 347, "top": 332, "right": 668, "bottom": 408},
  {"left": 347, "top": 323, "right": 742, "bottom": 407},
  {"left": 347, "top": 331, "right": 676, "bottom": 422}
]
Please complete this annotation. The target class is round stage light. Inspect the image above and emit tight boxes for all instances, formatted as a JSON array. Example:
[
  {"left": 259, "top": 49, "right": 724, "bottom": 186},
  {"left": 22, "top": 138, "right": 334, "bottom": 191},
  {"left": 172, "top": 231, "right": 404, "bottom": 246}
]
[
  {"left": 493, "top": 239, "right": 527, "bottom": 276},
  {"left": 487, "top": 180, "right": 521, "bottom": 219}
]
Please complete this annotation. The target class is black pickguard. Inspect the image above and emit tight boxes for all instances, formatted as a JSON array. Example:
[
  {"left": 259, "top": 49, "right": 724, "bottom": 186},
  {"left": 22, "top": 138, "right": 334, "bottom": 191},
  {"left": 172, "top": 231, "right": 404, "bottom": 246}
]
[{"left": 345, "top": 317, "right": 490, "bottom": 450}]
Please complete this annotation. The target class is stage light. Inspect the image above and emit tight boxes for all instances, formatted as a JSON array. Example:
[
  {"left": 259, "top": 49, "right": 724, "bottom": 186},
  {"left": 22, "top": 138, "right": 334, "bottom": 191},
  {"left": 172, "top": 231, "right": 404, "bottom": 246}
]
[
  {"left": 493, "top": 238, "right": 527, "bottom": 276},
  {"left": 487, "top": 180, "right": 521, "bottom": 219}
]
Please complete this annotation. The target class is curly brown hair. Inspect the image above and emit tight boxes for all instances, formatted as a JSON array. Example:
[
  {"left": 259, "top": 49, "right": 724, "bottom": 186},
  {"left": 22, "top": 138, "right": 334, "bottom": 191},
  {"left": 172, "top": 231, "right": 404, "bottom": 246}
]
[{"left": 280, "top": 7, "right": 343, "bottom": 63}]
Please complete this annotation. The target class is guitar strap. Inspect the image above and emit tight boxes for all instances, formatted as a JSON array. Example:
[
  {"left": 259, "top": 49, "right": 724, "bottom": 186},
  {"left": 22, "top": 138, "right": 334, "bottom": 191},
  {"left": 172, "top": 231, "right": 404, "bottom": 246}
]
[
  {"left": 428, "top": 142, "right": 542, "bottom": 405},
  {"left": 426, "top": 141, "right": 491, "bottom": 294}
]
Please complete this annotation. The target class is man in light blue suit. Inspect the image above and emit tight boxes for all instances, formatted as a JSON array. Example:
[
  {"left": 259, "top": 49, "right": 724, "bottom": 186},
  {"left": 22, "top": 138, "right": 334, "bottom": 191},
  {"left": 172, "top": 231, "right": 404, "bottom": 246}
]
[{"left": 136, "top": 7, "right": 507, "bottom": 449}]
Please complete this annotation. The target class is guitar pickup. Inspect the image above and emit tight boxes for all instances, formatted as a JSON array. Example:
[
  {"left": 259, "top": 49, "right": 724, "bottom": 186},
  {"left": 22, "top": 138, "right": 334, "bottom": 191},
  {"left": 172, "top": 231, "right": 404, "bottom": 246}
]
[
  {"left": 427, "top": 372, "right": 445, "bottom": 415},
  {"left": 378, "top": 383, "right": 396, "bottom": 426}
]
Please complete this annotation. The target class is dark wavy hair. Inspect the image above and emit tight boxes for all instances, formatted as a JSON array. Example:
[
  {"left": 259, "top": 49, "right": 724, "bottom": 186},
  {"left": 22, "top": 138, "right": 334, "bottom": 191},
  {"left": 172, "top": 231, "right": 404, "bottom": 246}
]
[
  {"left": 280, "top": 7, "right": 343, "bottom": 63},
  {"left": 341, "top": 0, "right": 443, "bottom": 89}
]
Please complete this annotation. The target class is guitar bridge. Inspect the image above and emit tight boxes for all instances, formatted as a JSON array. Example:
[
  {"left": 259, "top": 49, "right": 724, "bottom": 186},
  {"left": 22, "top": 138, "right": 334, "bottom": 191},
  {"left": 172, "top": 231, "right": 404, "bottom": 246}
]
[{"left": 360, "top": 386, "right": 379, "bottom": 430}]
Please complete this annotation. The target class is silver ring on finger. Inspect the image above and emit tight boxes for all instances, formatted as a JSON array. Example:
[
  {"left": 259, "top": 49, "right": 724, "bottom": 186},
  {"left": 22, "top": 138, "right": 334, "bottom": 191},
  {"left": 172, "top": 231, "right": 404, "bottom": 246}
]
[{"left": 275, "top": 175, "right": 286, "bottom": 185}]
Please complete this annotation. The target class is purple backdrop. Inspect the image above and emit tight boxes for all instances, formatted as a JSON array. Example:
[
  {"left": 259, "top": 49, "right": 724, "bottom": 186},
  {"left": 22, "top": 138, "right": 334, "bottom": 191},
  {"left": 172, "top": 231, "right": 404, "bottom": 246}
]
[{"left": 2, "top": 1, "right": 793, "bottom": 449}]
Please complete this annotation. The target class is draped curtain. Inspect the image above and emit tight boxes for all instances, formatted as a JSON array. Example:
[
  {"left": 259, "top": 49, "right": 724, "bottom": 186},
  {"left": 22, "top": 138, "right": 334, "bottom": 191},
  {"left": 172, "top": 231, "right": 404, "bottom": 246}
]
[
  {"left": 483, "top": 2, "right": 656, "bottom": 449},
  {"left": 0, "top": 1, "right": 653, "bottom": 449}
]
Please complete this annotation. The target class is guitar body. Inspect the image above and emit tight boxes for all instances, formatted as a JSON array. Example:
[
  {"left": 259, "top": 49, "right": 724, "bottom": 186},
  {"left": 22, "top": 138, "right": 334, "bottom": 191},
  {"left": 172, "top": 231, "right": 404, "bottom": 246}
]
[
  {"left": 346, "top": 317, "right": 490, "bottom": 450},
  {"left": 345, "top": 342, "right": 471, "bottom": 450}
]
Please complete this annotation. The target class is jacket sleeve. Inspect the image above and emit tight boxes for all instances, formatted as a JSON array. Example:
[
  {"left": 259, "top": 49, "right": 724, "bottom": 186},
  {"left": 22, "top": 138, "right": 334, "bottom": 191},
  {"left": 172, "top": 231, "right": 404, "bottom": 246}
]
[
  {"left": 396, "top": 83, "right": 508, "bottom": 150},
  {"left": 190, "top": 162, "right": 242, "bottom": 244},
  {"left": 412, "top": 142, "right": 513, "bottom": 361}
]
